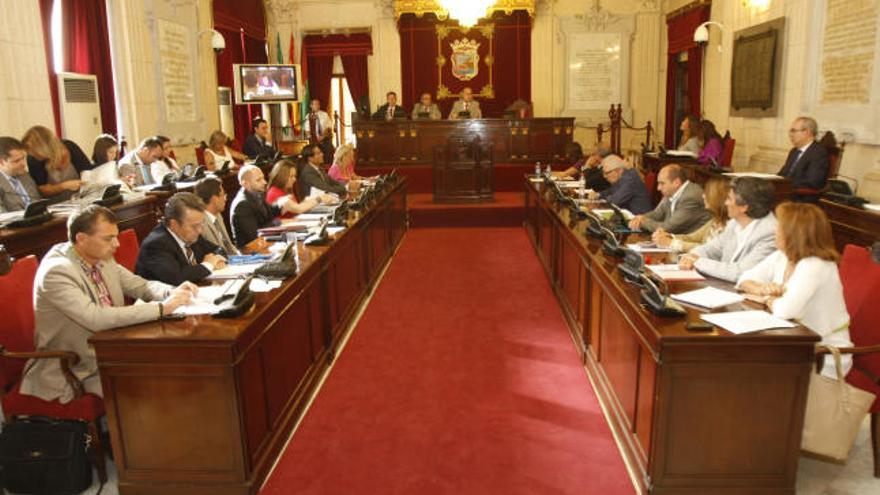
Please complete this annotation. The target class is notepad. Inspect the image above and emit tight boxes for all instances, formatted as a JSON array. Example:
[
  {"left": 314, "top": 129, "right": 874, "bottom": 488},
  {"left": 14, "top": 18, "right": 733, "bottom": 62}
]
[
  {"left": 700, "top": 310, "right": 796, "bottom": 334},
  {"left": 671, "top": 286, "right": 744, "bottom": 309},
  {"left": 647, "top": 264, "right": 705, "bottom": 281}
]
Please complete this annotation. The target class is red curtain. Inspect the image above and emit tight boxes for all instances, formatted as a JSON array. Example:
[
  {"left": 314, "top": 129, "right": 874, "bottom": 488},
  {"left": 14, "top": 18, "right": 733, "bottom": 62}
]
[
  {"left": 302, "top": 34, "right": 372, "bottom": 111},
  {"left": 398, "top": 11, "right": 531, "bottom": 118},
  {"left": 38, "top": 0, "right": 61, "bottom": 135},
  {"left": 664, "top": 5, "right": 710, "bottom": 147},
  {"left": 61, "top": 0, "right": 117, "bottom": 135},
  {"left": 341, "top": 55, "right": 369, "bottom": 110},
  {"left": 213, "top": 0, "right": 267, "bottom": 145}
]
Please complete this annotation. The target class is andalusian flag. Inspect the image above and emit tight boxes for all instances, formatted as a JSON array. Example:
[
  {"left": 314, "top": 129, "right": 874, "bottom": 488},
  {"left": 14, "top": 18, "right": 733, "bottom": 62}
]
[{"left": 299, "top": 36, "right": 310, "bottom": 130}]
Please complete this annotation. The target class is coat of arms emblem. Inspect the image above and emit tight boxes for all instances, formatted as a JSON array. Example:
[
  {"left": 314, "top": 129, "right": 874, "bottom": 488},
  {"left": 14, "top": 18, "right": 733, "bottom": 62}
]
[{"left": 450, "top": 38, "right": 480, "bottom": 81}]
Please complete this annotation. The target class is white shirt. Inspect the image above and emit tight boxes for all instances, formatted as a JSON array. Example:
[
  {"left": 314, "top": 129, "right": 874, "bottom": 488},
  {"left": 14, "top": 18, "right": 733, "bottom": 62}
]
[
  {"left": 737, "top": 251, "right": 852, "bottom": 377},
  {"left": 151, "top": 157, "right": 178, "bottom": 183},
  {"left": 303, "top": 111, "right": 332, "bottom": 136},
  {"left": 167, "top": 227, "right": 216, "bottom": 272},
  {"left": 668, "top": 180, "right": 690, "bottom": 215},
  {"left": 206, "top": 147, "right": 234, "bottom": 169}
]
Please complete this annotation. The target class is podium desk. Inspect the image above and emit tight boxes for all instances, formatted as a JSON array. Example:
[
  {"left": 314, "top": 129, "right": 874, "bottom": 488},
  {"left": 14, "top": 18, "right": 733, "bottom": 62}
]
[
  {"left": 819, "top": 198, "right": 880, "bottom": 250},
  {"left": 0, "top": 196, "right": 159, "bottom": 260},
  {"left": 524, "top": 178, "right": 817, "bottom": 495},
  {"left": 353, "top": 118, "right": 575, "bottom": 166},
  {"left": 90, "top": 179, "right": 408, "bottom": 495}
]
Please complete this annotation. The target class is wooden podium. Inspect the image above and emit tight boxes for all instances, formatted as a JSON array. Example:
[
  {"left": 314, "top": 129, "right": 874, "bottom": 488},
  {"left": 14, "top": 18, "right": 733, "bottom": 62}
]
[{"left": 432, "top": 136, "right": 494, "bottom": 203}]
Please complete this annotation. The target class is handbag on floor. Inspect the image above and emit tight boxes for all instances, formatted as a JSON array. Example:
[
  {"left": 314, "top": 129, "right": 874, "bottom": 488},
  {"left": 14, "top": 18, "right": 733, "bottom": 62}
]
[
  {"left": 801, "top": 345, "right": 876, "bottom": 461},
  {"left": 0, "top": 417, "right": 93, "bottom": 494}
]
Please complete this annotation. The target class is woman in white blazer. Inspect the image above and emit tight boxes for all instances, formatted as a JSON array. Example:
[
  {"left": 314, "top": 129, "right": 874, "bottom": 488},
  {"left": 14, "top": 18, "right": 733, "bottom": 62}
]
[{"left": 737, "top": 202, "right": 852, "bottom": 378}]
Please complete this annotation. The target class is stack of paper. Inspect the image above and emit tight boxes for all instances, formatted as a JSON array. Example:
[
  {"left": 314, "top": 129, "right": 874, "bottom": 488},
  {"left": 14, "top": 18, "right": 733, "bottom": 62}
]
[
  {"left": 647, "top": 264, "right": 705, "bottom": 281},
  {"left": 671, "top": 286, "right": 744, "bottom": 309},
  {"left": 700, "top": 310, "right": 796, "bottom": 334},
  {"left": 627, "top": 242, "right": 674, "bottom": 254},
  {"left": 666, "top": 150, "right": 697, "bottom": 157},
  {"left": 207, "top": 263, "right": 263, "bottom": 280},
  {"left": 864, "top": 204, "right": 880, "bottom": 213},
  {"left": 723, "top": 172, "right": 784, "bottom": 180}
]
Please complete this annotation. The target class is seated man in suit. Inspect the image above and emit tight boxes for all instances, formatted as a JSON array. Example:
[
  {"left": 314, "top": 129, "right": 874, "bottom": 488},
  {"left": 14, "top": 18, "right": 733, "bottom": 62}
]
[
  {"left": 230, "top": 164, "right": 307, "bottom": 248},
  {"left": 679, "top": 177, "right": 777, "bottom": 282},
  {"left": 629, "top": 164, "right": 710, "bottom": 233},
  {"left": 372, "top": 91, "right": 407, "bottom": 121},
  {"left": 448, "top": 87, "right": 482, "bottom": 119},
  {"left": 118, "top": 136, "right": 163, "bottom": 187},
  {"left": 411, "top": 92, "right": 441, "bottom": 120},
  {"left": 136, "top": 192, "right": 227, "bottom": 285},
  {"left": 19, "top": 205, "right": 195, "bottom": 403},
  {"left": 242, "top": 117, "right": 277, "bottom": 161},
  {"left": 302, "top": 99, "right": 334, "bottom": 164},
  {"left": 588, "top": 155, "right": 652, "bottom": 215},
  {"left": 777, "top": 116, "right": 829, "bottom": 202},
  {"left": 194, "top": 177, "right": 239, "bottom": 256},
  {"left": 0, "top": 136, "right": 42, "bottom": 211},
  {"left": 296, "top": 144, "right": 348, "bottom": 199}
]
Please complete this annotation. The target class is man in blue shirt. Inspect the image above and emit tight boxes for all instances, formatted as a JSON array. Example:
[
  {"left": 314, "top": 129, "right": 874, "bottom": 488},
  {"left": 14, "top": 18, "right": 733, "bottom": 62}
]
[
  {"left": 0, "top": 136, "right": 41, "bottom": 211},
  {"left": 591, "top": 154, "right": 652, "bottom": 214}
]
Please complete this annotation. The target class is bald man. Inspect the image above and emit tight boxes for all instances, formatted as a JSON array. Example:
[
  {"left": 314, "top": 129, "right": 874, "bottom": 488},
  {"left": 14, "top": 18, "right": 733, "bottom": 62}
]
[
  {"left": 229, "top": 165, "right": 284, "bottom": 248},
  {"left": 629, "top": 164, "right": 710, "bottom": 233},
  {"left": 448, "top": 87, "right": 482, "bottom": 119}
]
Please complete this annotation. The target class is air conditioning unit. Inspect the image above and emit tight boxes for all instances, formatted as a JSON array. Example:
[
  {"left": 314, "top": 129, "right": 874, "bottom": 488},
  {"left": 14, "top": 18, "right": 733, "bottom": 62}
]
[
  {"left": 218, "top": 86, "right": 234, "bottom": 139},
  {"left": 57, "top": 73, "right": 102, "bottom": 151}
]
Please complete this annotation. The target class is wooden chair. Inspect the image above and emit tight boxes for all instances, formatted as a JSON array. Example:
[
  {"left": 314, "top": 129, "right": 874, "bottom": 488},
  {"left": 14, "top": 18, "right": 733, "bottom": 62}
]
[
  {"left": 114, "top": 228, "right": 140, "bottom": 273},
  {"left": 720, "top": 130, "right": 736, "bottom": 169},
  {"left": 793, "top": 131, "right": 846, "bottom": 198},
  {"left": 0, "top": 256, "right": 109, "bottom": 482},
  {"left": 195, "top": 141, "right": 207, "bottom": 166},
  {"left": 816, "top": 243, "right": 880, "bottom": 476}
]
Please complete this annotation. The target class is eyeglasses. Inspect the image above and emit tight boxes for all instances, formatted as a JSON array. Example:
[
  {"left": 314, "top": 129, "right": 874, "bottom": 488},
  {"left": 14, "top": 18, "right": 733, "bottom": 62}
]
[{"left": 788, "top": 128, "right": 807, "bottom": 134}]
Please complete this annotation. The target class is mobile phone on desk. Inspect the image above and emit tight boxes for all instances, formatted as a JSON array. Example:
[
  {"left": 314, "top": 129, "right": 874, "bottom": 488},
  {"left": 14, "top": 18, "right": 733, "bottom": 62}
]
[{"left": 685, "top": 320, "right": 714, "bottom": 332}]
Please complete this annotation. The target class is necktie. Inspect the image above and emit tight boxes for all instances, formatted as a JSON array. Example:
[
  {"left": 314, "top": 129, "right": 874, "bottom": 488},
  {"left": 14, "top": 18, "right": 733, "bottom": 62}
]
[
  {"left": 787, "top": 149, "right": 803, "bottom": 177},
  {"left": 88, "top": 266, "right": 113, "bottom": 307},
  {"left": 315, "top": 115, "right": 322, "bottom": 136},
  {"left": 184, "top": 245, "right": 196, "bottom": 265},
  {"left": 140, "top": 164, "right": 154, "bottom": 185},
  {"left": 215, "top": 217, "right": 233, "bottom": 254},
  {"left": 386, "top": 106, "right": 393, "bottom": 120},
  {"left": 9, "top": 176, "right": 31, "bottom": 206}
]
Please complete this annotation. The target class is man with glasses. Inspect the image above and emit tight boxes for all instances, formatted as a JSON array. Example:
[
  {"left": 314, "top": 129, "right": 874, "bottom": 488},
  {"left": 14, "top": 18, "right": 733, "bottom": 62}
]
[
  {"left": 0, "top": 136, "right": 41, "bottom": 211},
  {"left": 589, "top": 154, "right": 652, "bottom": 215},
  {"left": 777, "top": 116, "right": 829, "bottom": 202}
]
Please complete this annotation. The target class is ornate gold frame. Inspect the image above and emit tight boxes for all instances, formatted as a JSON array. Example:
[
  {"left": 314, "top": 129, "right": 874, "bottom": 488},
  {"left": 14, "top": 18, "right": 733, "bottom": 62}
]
[
  {"left": 436, "top": 24, "right": 495, "bottom": 99},
  {"left": 394, "top": 0, "right": 536, "bottom": 20}
]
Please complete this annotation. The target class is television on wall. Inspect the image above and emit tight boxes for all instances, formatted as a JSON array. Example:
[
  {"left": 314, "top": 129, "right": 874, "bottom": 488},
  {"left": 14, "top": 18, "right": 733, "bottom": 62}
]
[{"left": 233, "top": 64, "right": 301, "bottom": 104}]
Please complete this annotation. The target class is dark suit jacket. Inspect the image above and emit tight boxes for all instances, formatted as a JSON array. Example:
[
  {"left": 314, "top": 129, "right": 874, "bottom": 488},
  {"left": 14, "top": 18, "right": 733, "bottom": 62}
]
[
  {"left": 297, "top": 163, "right": 348, "bottom": 199},
  {"left": 777, "top": 142, "right": 829, "bottom": 192},
  {"left": 135, "top": 224, "right": 218, "bottom": 285},
  {"left": 230, "top": 189, "right": 280, "bottom": 248},
  {"left": 242, "top": 134, "right": 276, "bottom": 160},
  {"left": 372, "top": 104, "right": 407, "bottom": 121},
  {"left": 599, "top": 168, "right": 652, "bottom": 215}
]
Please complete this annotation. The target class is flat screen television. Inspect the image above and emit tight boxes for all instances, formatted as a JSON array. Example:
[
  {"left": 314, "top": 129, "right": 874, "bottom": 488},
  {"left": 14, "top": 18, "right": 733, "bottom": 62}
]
[{"left": 233, "top": 64, "right": 301, "bottom": 104}]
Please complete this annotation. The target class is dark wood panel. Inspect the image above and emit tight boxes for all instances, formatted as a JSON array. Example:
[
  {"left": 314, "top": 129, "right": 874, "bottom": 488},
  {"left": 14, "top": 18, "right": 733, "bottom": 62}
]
[
  {"left": 820, "top": 199, "right": 880, "bottom": 250},
  {"left": 599, "top": 295, "right": 640, "bottom": 426},
  {"left": 635, "top": 348, "right": 656, "bottom": 462}
]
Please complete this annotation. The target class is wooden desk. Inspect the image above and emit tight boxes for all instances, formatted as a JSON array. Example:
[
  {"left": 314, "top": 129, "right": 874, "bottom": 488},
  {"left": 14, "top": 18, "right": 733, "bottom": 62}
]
[
  {"left": 89, "top": 179, "right": 407, "bottom": 495},
  {"left": 819, "top": 199, "right": 880, "bottom": 250},
  {"left": 432, "top": 138, "right": 494, "bottom": 203},
  {"left": 0, "top": 196, "right": 159, "bottom": 260},
  {"left": 524, "top": 178, "right": 817, "bottom": 495},
  {"left": 353, "top": 118, "right": 574, "bottom": 166}
]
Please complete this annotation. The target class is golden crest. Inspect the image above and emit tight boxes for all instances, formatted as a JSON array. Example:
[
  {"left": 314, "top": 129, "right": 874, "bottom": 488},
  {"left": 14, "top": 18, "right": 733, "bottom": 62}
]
[{"left": 449, "top": 38, "right": 480, "bottom": 81}]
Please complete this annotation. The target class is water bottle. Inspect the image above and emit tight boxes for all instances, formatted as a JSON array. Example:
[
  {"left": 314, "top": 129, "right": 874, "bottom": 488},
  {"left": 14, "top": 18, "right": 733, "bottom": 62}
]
[{"left": 534, "top": 161, "right": 541, "bottom": 177}]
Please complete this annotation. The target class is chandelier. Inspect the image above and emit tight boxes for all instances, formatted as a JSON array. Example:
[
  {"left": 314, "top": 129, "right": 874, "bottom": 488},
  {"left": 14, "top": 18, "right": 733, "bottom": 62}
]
[{"left": 438, "top": 0, "right": 496, "bottom": 27}]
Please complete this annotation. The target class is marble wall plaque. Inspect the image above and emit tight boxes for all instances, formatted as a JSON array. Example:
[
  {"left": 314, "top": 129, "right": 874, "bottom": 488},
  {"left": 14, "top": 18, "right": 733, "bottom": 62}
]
[{"left": 157, "top": 19, "right": 197, "bottom": 123}]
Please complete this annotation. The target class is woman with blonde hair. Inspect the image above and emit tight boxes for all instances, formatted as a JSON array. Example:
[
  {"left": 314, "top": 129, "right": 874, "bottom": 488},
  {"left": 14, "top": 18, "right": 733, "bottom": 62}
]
[
  {"left": 21, "top": 125, "right": 84, "bottom": 199},
  {"left": 328, "top": 143, "right": 362, "bottom": 184},
  {"left": 204, "top": 130, "right": 247, "bottom": 171},
  {"left": 737, "top": 202, "right": 851, "bottom": 377},
  {"left": 265, "top": 159, "right": 332, "bottom": 219},
  {"left": 652, "top": 177, "right": 729, "bottom": 252}
]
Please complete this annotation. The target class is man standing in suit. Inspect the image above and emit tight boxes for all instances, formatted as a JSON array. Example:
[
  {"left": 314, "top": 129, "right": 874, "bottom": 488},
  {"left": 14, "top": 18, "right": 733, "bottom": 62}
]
[
  {"left": 118, "top": 137, "right": 163, "bottom": 187},
  {"left": 297, "top": 144, "right": 348, "bottom": 199},
  {"left": 448, "top": 87, "right": 482, "bottom": 119},
  {"left": 679, "top": 177, "right": 778, "bottom": 282},
  {"left": 373, "top": 91, "right": 407, "bottom": 121},
  {"left": 629, "top": 164, "right": 710, "bottom": 233},
  {"left": 302, "top": 100, "right": 334, "bottom": 164},
  {"left": 777, "top": 116, "right": 829, "bottom": 202},
  {"left": 194, "top": 177, "right": 238, "bottom": 256},
  {"left": 135, "top": 192, "right": 227, "bottom": 285},
  {"left": 243, "top": 117, "right": 277, "bottom": 161},
  {"left": 589, "top": 155, "right": 652, "bottom": 214},
  {"left": 20, "top": 205, "right": 195, "bottom": 403},
  {"left": 230, "top": 164, "right": 303, "bottom": 248},
  {"left": 411, "top": 92, "right": 441, "bottom": 120},
  {"left": 0, "top": 136, "right": 41, "bottom": 211}
]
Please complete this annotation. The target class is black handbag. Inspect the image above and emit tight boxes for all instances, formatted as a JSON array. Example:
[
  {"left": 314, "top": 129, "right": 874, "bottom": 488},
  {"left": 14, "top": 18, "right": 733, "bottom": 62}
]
[{"left": 0, "top": 418, "right": 93, "bottom": 494}]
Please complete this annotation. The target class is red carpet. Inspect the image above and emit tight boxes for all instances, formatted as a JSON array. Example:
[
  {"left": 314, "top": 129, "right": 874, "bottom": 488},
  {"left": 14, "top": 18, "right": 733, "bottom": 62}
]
[
  {"left": 260, "top": 228, "right": 634, "bottom": 495},
  {"left": 407, "top": 192, "right": 524, "bottom": 228},
  {"left": 359, "top": 164, "right": 536, "bottom": 194}
]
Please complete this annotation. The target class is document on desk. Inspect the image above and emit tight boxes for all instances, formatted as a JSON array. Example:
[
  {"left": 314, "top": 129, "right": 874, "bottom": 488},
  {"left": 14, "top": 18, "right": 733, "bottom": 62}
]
[
  {"left": 169, "top": 280, "right": 243, "bottom": 316},
  {"left": 723, "top": 172, "right": 784, "bottom": 180},
  {"left": 627, "top": 242, "right": 674, "bottom": 254},
  {"left": 700, "top": 310, "right": 796, "bottom": 334},
  {"left": 647, "top": 264, "right": 706, "bottom": 281},
  {"left": 593, "top": 208, "right": 635, "bottom": 221},
  {"left": 556, "top": 181, "right": 582, "bottom": 188},
  {"left": 295, "top": 213, "right": 329, "bottom": 221},
  {"left": 671, "top": 286, "right": 744, "bottom": 309},
  {"left": 665, "top": 150, "right": 697, "bottom": 157},
  {"left": 207, "top": 262, "right": 263, "bottom": 280}
]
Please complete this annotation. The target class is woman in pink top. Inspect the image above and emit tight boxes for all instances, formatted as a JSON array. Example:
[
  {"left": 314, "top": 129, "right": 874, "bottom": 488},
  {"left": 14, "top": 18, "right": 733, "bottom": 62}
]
[
  {"left": 266, "top": 159, "right": 324, "bottom": 219},
  {"left": 328, "top": 144, "right": 362, "bottom": 184},
  {"left": 696, "top": 119, "right": 724, "bottom": 167}
]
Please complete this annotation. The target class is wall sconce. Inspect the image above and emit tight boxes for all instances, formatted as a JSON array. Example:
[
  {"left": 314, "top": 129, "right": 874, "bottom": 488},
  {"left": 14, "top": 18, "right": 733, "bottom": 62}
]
[
  {"left": 694, "top": 21, "right": 724, "bottom": 52},
  {"left": 743, "top": 0, "right": 771, "bottom": 11}
]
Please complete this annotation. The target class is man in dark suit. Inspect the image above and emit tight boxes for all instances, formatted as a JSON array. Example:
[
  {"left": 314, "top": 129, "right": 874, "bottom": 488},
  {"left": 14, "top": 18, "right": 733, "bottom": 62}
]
[
  {"left": 590, "top": 155, "right": 652, "bottom": 215},
  {"left": 296, "top": 144, "right": 348, "bottom": 199},
  {"left": 777, "top": 116, "right": 829, "bottom": 202},
  {"left": 0, "top": 136, "right": 42, "bottom": 211},
  {"left": 135, "top": 192, "right": 227, "bottom": 285},
  {"left": 242, "top": 117, "right": 277, "bottom": 160},
  {"left": 372, "top": 91, "right": 407, "bottom": 121},
  {"left": 230, "top": 164, "right": 281, "bottom": 248}
]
